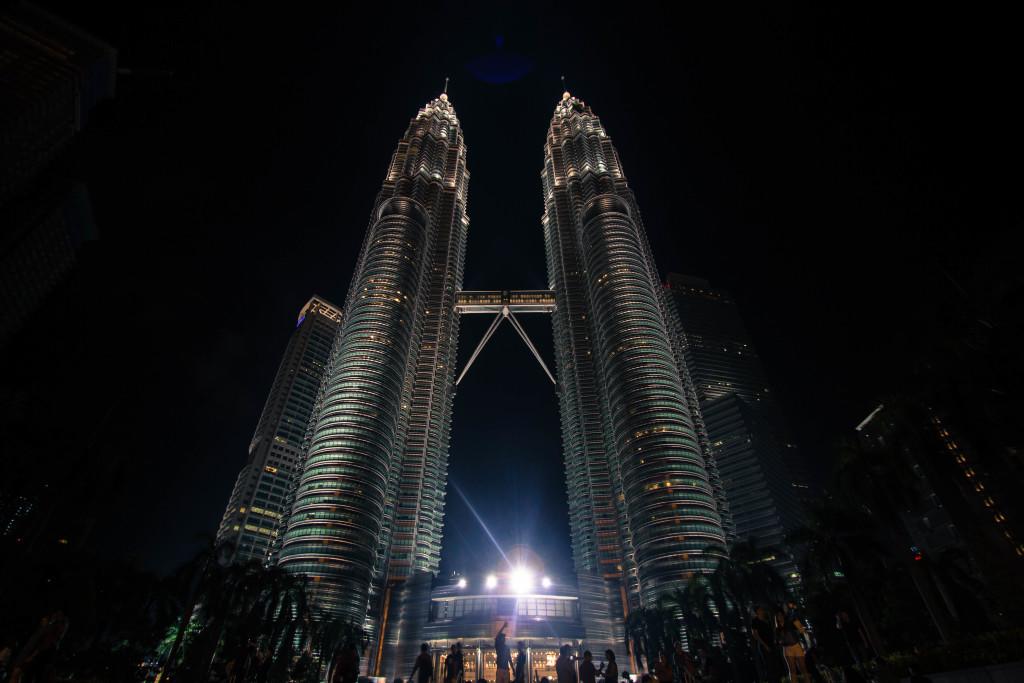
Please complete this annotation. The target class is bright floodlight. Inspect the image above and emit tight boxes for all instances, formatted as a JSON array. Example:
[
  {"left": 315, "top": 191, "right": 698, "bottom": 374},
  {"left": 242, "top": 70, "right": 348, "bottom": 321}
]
[
  {"left": 541, "top": 576, "right": 552, "bottom": 588},
  {"left": 509, "top": 567, "right": 535, "bottom": 594},
  {"left": 456, "top": 577, "right": 467, "bottom": 589},
  {"left": 485, "top": 574, "right": 498, "bottom": 589}
]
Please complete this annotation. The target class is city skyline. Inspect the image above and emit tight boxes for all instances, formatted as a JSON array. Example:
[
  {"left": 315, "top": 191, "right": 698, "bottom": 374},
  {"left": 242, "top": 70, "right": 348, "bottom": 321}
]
[
  {"left": 202, "top": 89, "right": 747, "bottom": 675},
  {"left": 207, "top": 90, "right": 822, "bottom": 671},
  {"left": 5, "top": 0, "right": 1011, "bottom": 591},
  {"left": 3, "top": 3, "right": 1021, "bottom": 680}
]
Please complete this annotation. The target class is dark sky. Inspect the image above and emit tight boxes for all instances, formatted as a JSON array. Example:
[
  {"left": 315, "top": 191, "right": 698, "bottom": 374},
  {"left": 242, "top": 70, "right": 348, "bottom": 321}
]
[{"left": 27, "top": 2, "right": 1020, "bottom": 577}]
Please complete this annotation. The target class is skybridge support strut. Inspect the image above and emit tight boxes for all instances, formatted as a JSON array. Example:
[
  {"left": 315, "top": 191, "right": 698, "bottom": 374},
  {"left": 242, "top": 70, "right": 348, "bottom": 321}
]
[
  {"left": 455, "top": 312, "right": 504, "bottom": 386},
  {"left": 453, "top": 290, "right": 557, "bottom": 387},
  {"left": 506, "top": 312, "right": 556, "bottom": 385}
]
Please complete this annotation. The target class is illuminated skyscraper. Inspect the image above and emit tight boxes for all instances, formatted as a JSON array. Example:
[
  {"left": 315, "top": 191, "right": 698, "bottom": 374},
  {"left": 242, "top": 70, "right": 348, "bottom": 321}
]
[
  {"left": 217, "top": 296, "right": 342, "bottom": 563},
  {"left": 542, "top": 92, "right": 728, "bottom": 612},
  {"left": 664, "top": 274, "right": 807, "bottom": 584},
  {"left": 277, "top": 92, "right": 469, "bottom": 629}
]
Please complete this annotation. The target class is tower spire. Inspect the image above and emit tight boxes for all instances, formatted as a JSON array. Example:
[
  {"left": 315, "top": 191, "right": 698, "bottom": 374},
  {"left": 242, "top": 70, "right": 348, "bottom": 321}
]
[
  {"left": 561, "top": 74, "right": 570, "bottom": 101},
  {"left": 443, "top": 76, "right": 449, "bottom": 94}
]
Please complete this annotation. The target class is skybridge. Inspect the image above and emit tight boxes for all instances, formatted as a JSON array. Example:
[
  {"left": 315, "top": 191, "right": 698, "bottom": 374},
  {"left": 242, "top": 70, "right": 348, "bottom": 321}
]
[{"left": 454, "top": 290, "right": 557, "bottom": 386}]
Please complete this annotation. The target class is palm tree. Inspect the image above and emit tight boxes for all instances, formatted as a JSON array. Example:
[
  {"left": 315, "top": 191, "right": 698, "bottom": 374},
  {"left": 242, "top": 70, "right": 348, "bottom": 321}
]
[
  {"left": 624, "top": 604, "right": 678, "bottom": 673},
  {"left": 161, "top": 536, "right": 232, "bottom": 678},
  {"left": 833, "top": 414, "right": 958, "bottom": 644},
  {"left": 659, "top": 575, "right": 718, "bottom": 652},
  {"left": 787, "top": 497, "right": 887, "bottom": 657},
  {"left": 705, "top": 540, "right": 789, "bottom": 616},
  {"left": 689, "top": 541, "right": 789, "bottom": 683}
]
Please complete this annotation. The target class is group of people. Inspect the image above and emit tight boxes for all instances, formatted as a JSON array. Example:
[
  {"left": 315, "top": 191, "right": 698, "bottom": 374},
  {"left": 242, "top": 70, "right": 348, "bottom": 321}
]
[
  {"left": 388, "top": 599, "right": 879, "bottom": 683},
  {"left": 408, "top": 641, "right": 466, "bottom": 683},
  {"left": 408, "top": 606, "right": 860, "bottom": 683},
  {"left": 407, "top": 622, "right": 621, "bottom": 683},
  {"left": 494, "top": 621, "right": 620, "bottom": 683},
  {"left": 643, "top": 642, "right": 714, "bottom": 683},
  {"left": 750, "top": 602, "right": 812, "bottom": 683}
]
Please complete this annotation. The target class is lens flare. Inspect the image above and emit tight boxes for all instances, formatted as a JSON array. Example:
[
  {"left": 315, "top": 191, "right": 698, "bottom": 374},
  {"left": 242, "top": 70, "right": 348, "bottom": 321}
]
[
  {"left": 510, "top": 567, "right": 535, "bottom": 593},
  {"left": 450, "top": 481, "right": 511, "bottom": 568}
]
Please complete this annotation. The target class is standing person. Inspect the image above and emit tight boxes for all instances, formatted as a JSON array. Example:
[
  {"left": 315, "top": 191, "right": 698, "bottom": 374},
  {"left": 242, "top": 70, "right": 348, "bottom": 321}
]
[
  {"left": 672, "top": 642, "right": 695, "bottom": 683},
  {"left": 514, "top": 642, "right": 528, "bottom": 683},
  {"left": 596, "top": 650, "right": 617, "bottom": 683},
  {"left": 555, "top": 645, "right": 576, "bottom": 683},
  {"left": 751, "top": 606, "right": 778, "bottom": 683},
  {"left": 653, "top": 653, "right": 672, "bottom": 683},
  {"left": 1, "top": 643, "right": 14, "bottom": 683},
  {"left": 836, "top": 610, "right": 870, "bottom": 666},
  {"left": 495, "top": 622, "right": 513, "bottom": 683},
  {"left": 411, "top": 643, "right": 434, "bottom": 683},
  {"left": 579, "top": 651, "right": 597, "bottom": 683},
  {"left": 454, "top": 643, "right": 465, "bottom": 683},
  {"left": 444, "top": 645, "right": 458, "bottom": 683},
  {"left": 333, "top": 642, "right": 360, "bottom": 683},
  {"left": 776, "top": 607, "right": 809, "bottom": 682}
]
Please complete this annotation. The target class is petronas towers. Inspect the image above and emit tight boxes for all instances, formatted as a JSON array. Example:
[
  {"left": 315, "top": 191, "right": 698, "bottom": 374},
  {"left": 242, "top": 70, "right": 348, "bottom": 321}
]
[
  {"left": 543, "top": 92, "right": 729, "bottom": 609},
  {"left": 221, "top": 88, "right": 731, "bottom": 660},
  {"left": 276, "top": 93, "right": 469, "bottom": 624}
]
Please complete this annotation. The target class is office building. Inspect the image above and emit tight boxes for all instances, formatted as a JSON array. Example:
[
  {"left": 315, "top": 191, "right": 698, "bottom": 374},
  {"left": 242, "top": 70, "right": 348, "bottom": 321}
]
[
  {"left": 217, "top": 296, "right": 342, "bottom": 563},
  {"left": 665, "top": 274, "right": 806, "bottom": 583},
  {"left": 0, "top": 2, "right": 115, "bottom": 345}
]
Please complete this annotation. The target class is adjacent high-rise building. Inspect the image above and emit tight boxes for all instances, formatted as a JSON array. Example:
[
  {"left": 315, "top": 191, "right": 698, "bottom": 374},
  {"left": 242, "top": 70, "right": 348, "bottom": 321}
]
[
  {"left": 277, "top": 92, "right": 469, "bottom": 631},
  {"left": 542, "top": 92, "right": 728, "bottom": 613},
  {"left": 664, "top": 274, "right": 806, "bottom": 583},
  {"left": 217, "top": 296, "right": 342, "bottom": 563},
  {"left": 0, "top": 2, "right": 115, "bottom": 346}
]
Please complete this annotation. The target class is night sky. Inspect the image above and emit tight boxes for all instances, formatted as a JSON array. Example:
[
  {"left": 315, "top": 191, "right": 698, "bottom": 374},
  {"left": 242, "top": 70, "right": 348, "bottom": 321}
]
[{"left": 28, "top": 2, "right": 1019, "bottom": 578}]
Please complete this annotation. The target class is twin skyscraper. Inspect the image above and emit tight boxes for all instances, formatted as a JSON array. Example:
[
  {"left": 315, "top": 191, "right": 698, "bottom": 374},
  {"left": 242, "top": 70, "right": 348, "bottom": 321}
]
[{"left": 218, "top": 89, "right": 795, "bottom": 671}]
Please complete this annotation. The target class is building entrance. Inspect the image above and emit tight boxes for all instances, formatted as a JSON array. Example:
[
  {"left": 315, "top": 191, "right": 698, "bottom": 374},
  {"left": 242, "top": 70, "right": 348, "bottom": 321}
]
[{"left": 530, "top": 649, "right": 560, "bottom": 682}]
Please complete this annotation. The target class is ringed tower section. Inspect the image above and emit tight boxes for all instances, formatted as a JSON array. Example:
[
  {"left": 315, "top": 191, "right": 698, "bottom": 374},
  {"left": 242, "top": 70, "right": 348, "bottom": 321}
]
[
  {"left": 278, "top": 92, "right": 469, "bottom": 624},
  {"left": 541, "top": 91, "right": 728, "bottom": 608}
]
